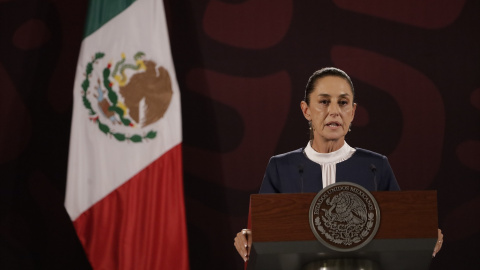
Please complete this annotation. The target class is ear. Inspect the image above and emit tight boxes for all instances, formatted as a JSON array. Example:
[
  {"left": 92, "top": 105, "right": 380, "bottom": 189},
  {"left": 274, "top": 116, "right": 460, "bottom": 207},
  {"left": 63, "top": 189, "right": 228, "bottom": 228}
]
[{"left": 300, "top": 101, "right": 311, "bottom": 121}]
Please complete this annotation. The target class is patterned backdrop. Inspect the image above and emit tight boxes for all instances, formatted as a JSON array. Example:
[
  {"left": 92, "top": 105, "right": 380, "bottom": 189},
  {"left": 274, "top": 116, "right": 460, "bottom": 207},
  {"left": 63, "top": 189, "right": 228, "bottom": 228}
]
[{"left": 1, "top": 0, "right": 479, "bottom": 269}]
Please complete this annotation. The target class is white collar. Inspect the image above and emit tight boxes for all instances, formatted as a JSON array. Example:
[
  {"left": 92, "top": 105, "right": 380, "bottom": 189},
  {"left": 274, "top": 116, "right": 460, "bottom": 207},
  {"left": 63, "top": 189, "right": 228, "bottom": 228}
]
[{"left": 304, "top": 141, "right": 355, "bottom": 165}]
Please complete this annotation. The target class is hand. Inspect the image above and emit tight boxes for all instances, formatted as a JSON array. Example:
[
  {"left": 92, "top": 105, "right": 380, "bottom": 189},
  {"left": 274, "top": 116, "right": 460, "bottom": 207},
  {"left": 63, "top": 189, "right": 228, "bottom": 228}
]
[
  {"left": 432, "top": 229, "right": 444, "bottom": 257},
  {"left": 234, "top": 229, "right": 252, "bottom": 262}
]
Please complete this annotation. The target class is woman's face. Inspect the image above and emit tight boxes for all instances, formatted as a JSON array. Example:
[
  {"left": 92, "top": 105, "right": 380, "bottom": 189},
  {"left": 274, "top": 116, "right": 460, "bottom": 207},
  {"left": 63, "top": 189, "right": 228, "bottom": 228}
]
[{"left": 301, "top": 75, "right": 356, "bottom": 144}]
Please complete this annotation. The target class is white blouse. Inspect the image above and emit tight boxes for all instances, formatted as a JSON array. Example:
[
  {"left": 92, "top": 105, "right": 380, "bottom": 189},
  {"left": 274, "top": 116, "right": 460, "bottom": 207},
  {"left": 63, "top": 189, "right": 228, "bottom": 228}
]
[{"left": 304, "top": 141, "right": 356, "bottom": 188}]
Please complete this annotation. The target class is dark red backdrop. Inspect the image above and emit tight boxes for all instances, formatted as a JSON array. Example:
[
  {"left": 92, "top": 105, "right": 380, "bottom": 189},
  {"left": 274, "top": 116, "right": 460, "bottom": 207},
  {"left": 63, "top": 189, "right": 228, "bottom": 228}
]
[{"left": 1, "top": 0, "right": 479, "bottom": 269}]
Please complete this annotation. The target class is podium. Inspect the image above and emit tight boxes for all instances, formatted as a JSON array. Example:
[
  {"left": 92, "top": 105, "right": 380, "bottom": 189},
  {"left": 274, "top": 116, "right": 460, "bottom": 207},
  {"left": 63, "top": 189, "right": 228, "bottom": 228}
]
[{"left": 247, "top": 191, "right": 438, "bottom": 270}]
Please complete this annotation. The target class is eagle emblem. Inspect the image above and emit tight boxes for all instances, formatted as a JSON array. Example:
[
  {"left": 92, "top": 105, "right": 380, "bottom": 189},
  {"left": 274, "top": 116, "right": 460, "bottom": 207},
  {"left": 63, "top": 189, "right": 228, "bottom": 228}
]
[
  {"left": 80, "top": 52, "right": 173, "bottom": 143},
  {"left": 309, "top": 182, "right": 380, "bottom": 252}
]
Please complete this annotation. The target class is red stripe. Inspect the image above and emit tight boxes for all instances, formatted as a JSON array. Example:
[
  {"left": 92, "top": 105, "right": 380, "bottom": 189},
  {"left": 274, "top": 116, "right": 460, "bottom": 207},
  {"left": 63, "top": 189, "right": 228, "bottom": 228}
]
[{"left": 74, "top": 144, "right": 189, "bottom": 269}]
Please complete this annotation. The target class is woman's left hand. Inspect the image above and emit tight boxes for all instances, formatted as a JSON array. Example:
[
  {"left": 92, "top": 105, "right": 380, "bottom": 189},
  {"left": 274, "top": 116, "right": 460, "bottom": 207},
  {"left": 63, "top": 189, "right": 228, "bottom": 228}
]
[{"left": 432, "top": 229, "right": 444, "bottom": 257}]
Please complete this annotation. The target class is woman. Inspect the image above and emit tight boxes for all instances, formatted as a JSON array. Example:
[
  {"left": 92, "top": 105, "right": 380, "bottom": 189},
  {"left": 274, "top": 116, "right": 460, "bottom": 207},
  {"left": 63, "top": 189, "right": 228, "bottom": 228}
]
[{"left": 233, "top": 67, "right": 443, "bottom": 261}]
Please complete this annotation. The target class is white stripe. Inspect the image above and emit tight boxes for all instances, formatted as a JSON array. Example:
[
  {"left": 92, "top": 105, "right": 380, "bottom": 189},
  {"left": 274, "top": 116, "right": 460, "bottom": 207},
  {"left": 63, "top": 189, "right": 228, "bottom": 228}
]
[{"left": 65, "top": 0, "right": 181, "bottom": 220}]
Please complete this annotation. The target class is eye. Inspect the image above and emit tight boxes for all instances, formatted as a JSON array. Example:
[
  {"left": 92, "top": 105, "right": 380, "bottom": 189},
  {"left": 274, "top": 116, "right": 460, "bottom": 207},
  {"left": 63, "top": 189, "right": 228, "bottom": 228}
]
[
  {"left": 339, "top": 100, "right": 349, "bottom": 106},
  {"left": 319, "top": 99, "right": 329, "bottom": 105}
]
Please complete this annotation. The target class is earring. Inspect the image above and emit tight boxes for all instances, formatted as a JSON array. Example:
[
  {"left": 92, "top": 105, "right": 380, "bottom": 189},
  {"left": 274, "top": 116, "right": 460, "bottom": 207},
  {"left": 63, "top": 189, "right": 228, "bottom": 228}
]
[
  {"left": 309, "top": 120, "right": 315, "bottom": 131},
  {"left": 349, "top": 123, "right": 352, "bottom": 132}
]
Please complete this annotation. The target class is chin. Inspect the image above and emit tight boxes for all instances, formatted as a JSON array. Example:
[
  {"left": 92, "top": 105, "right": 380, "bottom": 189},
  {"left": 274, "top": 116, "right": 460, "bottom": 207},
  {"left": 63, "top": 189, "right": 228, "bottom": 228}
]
[
  {"left": 319, "top": 135, "right": 345, "bottom": 142},
  {"left": 322, "top": 132, "right": 345, "bottom": 139}
]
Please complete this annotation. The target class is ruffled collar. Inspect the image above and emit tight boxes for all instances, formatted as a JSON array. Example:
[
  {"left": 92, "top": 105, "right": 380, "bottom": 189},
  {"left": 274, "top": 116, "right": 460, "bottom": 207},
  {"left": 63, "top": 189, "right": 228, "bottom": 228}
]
[{"left": 304, "top": 141, "right": 355, "bottom": 165}]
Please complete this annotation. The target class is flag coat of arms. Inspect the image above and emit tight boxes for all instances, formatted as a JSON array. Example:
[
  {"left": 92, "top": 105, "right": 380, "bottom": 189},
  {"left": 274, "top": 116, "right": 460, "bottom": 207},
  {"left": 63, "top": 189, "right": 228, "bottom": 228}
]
[{"left": 65, "top": 0, "right": 189, "bottom": 269}]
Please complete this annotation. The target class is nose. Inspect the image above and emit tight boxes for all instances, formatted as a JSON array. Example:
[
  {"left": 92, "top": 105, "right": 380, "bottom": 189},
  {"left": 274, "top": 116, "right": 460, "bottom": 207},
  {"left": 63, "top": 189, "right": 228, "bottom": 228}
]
[{"left": 328, "top": 102, "right": 340, "bottom": 116}]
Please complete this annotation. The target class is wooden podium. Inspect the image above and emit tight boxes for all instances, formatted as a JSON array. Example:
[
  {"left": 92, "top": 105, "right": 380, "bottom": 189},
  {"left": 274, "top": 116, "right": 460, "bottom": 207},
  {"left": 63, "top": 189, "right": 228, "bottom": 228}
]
[{"left": 247, "top": 191, "right": 438, "bottom": 270}]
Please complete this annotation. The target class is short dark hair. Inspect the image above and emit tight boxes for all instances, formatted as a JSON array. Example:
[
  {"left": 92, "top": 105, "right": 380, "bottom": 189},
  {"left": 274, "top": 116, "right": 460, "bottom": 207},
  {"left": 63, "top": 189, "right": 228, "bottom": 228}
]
[{"left": 304, "top": 67, "right": 355, "bottom": 105}]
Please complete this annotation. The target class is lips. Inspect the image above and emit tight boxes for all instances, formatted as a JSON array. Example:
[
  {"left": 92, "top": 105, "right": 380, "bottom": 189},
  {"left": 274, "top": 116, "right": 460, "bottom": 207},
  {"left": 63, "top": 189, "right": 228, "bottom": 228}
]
[{"left": 325, "top": 121, "right": 341, "bottom": 127}]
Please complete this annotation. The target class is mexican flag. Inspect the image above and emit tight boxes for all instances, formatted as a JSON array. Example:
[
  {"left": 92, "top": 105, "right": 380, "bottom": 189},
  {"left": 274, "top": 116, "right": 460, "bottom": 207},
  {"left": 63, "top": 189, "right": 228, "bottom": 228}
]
[{"left": 64, "top": 0, "right": 189, "bottom": 269}]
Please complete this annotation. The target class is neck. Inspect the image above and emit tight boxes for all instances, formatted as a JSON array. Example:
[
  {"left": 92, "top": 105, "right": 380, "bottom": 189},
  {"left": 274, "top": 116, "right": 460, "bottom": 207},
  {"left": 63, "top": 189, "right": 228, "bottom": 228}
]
[{"left": 311, "top": 138, "right": 345, "bottom": 153}]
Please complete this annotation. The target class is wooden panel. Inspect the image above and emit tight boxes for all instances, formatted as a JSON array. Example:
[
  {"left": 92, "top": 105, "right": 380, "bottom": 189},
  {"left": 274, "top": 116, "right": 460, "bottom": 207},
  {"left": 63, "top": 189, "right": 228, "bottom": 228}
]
[
  {"left": 250, "top": 191, "right": 438, "bottom": 242},
  {"left": 375, "top": 191, "right": 438, "bottom": 239}
]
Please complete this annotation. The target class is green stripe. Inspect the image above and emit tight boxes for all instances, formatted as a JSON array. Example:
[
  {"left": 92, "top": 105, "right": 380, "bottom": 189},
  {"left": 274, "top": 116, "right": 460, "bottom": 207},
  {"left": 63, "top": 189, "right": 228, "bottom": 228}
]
[{"left": 84, "top": 0, "right": 137, "bottom": 38}]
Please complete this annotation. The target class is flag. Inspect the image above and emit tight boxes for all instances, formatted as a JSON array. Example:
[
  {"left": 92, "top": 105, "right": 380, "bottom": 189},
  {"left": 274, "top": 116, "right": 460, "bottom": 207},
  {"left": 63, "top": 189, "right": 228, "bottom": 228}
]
[{"left": 65, "top": 0, "right": 189, "bottom": 269}]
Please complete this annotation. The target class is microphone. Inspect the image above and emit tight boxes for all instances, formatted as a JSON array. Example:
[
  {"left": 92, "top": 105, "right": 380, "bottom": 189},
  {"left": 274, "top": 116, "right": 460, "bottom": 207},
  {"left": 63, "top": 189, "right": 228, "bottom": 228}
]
[
  {"left": 370, "top": 164, "right": 377, "bottom": 191},
  {"left": 298, "top": 164, "right": 304, "bottom": 193}
]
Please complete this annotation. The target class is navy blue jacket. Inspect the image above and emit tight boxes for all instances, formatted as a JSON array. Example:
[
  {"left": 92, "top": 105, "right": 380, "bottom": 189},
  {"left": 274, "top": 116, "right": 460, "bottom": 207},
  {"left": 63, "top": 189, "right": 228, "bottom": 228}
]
[{"left": 259, "top": 148, "right": 400, "bottom": 193}]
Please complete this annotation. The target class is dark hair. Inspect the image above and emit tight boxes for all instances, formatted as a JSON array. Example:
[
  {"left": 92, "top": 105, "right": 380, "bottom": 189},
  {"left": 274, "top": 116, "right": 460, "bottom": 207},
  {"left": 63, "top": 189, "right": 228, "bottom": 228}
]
[{"left": 304, "top": 67, "right": 355, "bottom": 105}]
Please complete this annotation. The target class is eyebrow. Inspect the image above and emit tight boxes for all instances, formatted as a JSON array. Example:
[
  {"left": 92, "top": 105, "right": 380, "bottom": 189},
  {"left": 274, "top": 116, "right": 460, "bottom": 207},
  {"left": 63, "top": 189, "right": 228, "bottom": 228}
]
[{"left": 317, "top": 93, "right": 351, "bottom": 98}]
